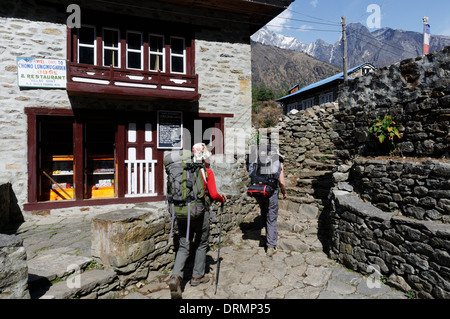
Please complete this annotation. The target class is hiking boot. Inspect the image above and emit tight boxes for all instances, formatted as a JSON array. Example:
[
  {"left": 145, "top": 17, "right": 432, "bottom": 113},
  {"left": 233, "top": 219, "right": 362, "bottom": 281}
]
[
  {"left": 267, "top": 247, "right": 277, "bottom": 257},
  {"left": 190, "top": 275, "right": 210, "bottom": 287},
  {"left": 169, "top": 276, "right": 182, "bottom": 299}
]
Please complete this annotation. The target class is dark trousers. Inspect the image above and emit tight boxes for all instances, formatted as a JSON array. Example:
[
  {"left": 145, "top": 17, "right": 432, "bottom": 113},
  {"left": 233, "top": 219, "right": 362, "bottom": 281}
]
[{"left": 172, "top": 210, "right": 210, "bottom": 280}]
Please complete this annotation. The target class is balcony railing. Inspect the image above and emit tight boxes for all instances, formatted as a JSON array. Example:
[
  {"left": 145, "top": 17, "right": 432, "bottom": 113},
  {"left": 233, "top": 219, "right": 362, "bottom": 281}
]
[{"left": 66, "top": 62, "right": 200, "bottom": 101}]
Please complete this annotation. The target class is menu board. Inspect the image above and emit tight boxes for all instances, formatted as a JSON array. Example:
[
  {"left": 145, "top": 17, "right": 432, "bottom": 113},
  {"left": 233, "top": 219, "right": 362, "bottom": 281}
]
[{"left": 157, "top": 111, "right": 183, "bottom": 149}]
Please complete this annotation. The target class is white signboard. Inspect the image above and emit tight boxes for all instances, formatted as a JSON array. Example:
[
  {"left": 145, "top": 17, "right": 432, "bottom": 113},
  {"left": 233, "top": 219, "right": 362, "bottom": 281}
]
[{"left": 17, "top": 57, "right": 67, "bottom": 88}]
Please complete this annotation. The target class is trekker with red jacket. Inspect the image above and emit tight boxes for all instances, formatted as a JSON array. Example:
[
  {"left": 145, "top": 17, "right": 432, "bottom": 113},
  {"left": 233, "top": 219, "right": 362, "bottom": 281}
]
[{"left": 169, "top": 143, "right": 226, "bottom": 299}]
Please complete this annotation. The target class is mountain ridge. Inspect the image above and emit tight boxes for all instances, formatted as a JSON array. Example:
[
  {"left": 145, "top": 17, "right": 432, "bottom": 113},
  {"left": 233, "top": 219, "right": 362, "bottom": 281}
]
[
  {"left": 252, "top": 23, "right": 450, "bottom": 68},
  {"left": 251, "top": 41, "right": 341, "bottom": 96}
]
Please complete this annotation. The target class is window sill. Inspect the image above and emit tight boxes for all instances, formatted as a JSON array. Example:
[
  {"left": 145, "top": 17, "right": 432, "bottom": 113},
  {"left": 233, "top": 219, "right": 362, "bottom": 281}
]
[{"left": 23, "top": 195, "right": 166, "bottom": 211}]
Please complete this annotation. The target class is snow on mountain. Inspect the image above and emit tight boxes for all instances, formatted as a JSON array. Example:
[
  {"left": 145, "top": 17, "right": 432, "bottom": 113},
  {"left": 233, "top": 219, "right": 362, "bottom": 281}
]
[{"left": 251, "top": 24, "right": 450, "bottom": 68}]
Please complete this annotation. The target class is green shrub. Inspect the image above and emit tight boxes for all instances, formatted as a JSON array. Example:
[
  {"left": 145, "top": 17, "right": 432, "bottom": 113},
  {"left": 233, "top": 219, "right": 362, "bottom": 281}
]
[{"left": 368, "top": 115, "right": 402, "bottom": 153}]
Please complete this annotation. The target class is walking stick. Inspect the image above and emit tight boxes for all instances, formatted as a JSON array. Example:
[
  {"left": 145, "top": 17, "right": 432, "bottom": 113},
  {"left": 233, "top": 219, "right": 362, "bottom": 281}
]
[{"left": 214, "top": 202, "right": 224, "bottom": 295}]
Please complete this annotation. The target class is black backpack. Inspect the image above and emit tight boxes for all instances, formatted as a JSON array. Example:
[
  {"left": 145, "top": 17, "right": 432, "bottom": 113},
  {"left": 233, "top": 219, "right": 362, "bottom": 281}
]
[{"left": 247, "top": 145, "right": 281, "bottom": 198}]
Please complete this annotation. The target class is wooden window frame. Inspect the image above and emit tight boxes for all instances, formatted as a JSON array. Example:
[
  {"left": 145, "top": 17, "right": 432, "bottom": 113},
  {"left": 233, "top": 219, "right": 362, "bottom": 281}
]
[
  {"left": 24, "top": 108, "right": 166, "bottom": 211},
  {"left": 170, "top": 36, "right": 186, "bottom": 75},
  {"left": 126, "top": 31, "right": 144, "bottom": 70},
  {"left": 102, "top": 27, "right": 121, "bottom": 68},
  {"left": 149, "top": 33, "right": 165, "bottom": 73},
  {"left": 77, "top": 25, "right": 97, "bottom": 65},
  {"left": 67, "top": 13, "right": 198, "bottom": 100}
]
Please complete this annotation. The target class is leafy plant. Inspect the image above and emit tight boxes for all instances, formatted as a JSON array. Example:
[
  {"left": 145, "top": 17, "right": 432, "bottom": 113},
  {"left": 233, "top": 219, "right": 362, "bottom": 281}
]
[{"left": 368, "top": 115, "right": 402, "bottom": 153}]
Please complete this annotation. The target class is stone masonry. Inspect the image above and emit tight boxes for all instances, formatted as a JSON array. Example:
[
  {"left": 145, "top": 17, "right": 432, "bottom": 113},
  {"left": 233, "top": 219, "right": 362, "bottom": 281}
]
[
  {"left": 350, "top": 158, "right": 450, "bottom": 223},
  {"left": 325, "top": 47, "right": 450, "bottom": 299},
  {"left": 330, "top": 191, "right": 450, "bottom": 299},
  {"left": 335, "top": 47, "right": 450, "bottom": 158}
]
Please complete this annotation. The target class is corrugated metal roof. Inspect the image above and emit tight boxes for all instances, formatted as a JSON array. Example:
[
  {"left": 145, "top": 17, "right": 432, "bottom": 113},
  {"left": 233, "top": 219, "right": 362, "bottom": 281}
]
[{"left": 276, "top": 63, "right": 367, "bottom": 102}]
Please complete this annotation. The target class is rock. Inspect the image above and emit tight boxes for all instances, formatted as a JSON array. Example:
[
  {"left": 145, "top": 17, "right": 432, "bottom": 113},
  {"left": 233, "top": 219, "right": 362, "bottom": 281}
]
[
  {"left": 303, "top": 266, "right": 332, "bottom": 287},
  {"left": 0, "top": 234, "right": 30, "bottom": 299},
  {"left": 299, "top": 204, "right": 319, "bottom": 219}
]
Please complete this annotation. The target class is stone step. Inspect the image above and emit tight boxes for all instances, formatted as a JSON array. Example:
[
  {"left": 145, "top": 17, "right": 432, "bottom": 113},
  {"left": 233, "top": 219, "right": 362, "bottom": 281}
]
[
  {"left": 27, "top": 253, "right": 94, "bottom": 291},
  {"left": 287, "top": 186, "right": 315, "bottom": 196},
  {"left": 297, "top": 169, "right": 333, "bottom": 178},
  {"left": 306, "top": 152, "right": 336, "bottom": 160},
  {"left": 302, "top": 159, "right": 336, "bottom": 171},
  {"left": 32, "top": 269, "right": 119, "bottom": 299}
]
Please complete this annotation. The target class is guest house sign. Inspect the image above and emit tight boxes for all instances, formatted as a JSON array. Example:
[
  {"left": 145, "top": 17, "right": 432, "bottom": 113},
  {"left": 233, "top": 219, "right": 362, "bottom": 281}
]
[{"left": 17, "top": 57, "right": 67, "bottom": 88}]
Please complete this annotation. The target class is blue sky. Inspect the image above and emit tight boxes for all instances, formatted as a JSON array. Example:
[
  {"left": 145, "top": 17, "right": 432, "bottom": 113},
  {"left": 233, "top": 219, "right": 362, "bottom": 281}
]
[{"left": 264, "top": 0, "right": 450, "bottom": 44}]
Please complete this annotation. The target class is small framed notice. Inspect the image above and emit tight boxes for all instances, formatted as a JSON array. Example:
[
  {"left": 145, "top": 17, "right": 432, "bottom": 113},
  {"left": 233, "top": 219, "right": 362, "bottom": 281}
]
[
  {"left": 17, "top": 57, "right": 67, "bottom": 88},
  {"left": 157, "top": 111, "right": 183, "bottom": 149}
]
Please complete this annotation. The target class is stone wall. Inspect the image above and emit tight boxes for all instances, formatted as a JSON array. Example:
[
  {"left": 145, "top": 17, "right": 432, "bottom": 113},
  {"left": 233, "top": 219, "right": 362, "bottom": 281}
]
[
  {"left": 350, "top": 158, "right": 450, "bottom": 223},
  {"left": 278, "top": 103, "right": 337, "bottom": 166},
  {"left": 0, "top": 234, "right": 30, "bottom": 299},
  {"left": 323, "top": 48, "right": 450, "bottom": 299},
  {"left": 330, "top": 190, "right": 450, "bottom": 299},
  {"left": 335, "top": 47, "right": 450, "bottom": 158}
]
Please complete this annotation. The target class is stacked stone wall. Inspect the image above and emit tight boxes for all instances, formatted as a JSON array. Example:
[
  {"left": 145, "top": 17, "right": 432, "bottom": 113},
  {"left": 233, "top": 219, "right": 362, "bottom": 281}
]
[
  {"left": 330, "top": 191, "right": 450, "bottom": 299},
  {"left": 350, "top": 158, "right": 450, "bottom": 223},
  {"left": 324, "top": 48, "right": 450, "bottom": 299},
  {"left": 335, "top": 47, "right": 450, "bottom": 159}
]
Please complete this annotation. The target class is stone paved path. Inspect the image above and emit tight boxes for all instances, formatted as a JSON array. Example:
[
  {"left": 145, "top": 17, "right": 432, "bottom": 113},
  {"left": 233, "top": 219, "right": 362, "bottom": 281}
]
[
  {"left": 126, "top": 207, "right": 407, "bottom": 300},
  {"left": 16, "top": 203, "right": 407, "bottom": 300}
]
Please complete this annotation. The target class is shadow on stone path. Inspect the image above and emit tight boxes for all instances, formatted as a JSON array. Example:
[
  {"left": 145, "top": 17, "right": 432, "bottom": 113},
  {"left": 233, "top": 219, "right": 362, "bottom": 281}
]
[{"left": 126, "top": 207, "right": 407, "bottom": 300}]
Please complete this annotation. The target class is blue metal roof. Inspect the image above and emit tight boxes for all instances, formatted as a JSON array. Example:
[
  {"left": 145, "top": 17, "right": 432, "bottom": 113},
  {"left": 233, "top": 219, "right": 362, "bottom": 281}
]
[{"left": 276, "top": 64, "right": 366, "bottom": 102}]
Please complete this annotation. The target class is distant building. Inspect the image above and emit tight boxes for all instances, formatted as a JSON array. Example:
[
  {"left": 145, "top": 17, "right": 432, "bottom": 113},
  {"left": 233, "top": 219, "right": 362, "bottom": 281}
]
[{"left": 277, "top": 63, "right": 376, "bottom": 114}]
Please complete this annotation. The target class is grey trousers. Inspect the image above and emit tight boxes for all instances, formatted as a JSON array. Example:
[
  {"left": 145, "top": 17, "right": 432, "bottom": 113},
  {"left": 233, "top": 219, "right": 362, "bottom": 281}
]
[
  {"left": 255, "top": 190, "right": 279, "bottom": 249},
  {"left": 172, "top": 210, "right": 210, "bottom": 280}
]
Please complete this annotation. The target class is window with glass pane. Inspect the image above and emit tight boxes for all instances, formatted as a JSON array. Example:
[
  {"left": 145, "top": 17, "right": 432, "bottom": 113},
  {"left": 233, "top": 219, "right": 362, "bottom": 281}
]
[
  {"left": 170, "top": 37, "right": 185, "bottom": 74},
  {"left": 127, "top": 32, "right": 143, "bottom": 70},
  {"left": 103, "top": 28, "right": 120, "bottom": 67},
  {"left": 149, "top": 35, "right": 164, "bottom": 72},
  {"left": 78, "top": 26, "right": 96, "bottom": 65}
]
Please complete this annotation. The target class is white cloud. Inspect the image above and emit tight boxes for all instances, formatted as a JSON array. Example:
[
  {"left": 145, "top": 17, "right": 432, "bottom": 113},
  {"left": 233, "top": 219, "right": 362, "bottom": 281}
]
[
  {"left": 298, "top": 25, "right": 314, "bottom": 32},
  {"left": 310, "top": 0, "right": 319, "bottom": 8},
  {"left": 266, "top": 7, "right": 293, "bottom": 32}
]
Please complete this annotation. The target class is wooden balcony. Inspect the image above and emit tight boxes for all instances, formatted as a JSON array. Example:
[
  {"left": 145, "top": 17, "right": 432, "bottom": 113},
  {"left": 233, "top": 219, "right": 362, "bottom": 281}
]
[{"left": 66, "top": 62, "right": 200, "bottom": 101}]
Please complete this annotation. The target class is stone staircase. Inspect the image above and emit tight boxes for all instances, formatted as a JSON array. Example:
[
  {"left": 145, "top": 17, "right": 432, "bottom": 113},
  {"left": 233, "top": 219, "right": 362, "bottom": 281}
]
[{"left": 284, "top": 151, "right": 336, "bottom": 206}]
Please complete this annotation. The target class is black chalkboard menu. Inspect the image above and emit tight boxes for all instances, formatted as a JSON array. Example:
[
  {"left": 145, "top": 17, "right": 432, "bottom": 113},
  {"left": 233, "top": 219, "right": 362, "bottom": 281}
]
[{"left": 157, "top": 111, "right": 183, "bottom": 149}]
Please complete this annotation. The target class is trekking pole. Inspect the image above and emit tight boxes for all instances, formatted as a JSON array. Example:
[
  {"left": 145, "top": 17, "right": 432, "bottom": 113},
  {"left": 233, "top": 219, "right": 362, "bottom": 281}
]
[{"left": 214, "top": 202, "right": 224, "bottom": 295}]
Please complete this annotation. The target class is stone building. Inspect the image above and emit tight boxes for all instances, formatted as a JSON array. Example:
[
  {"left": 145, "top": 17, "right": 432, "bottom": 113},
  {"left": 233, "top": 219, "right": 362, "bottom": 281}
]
[{"left": 0, "top": 0, "right": 293, "bottom": 213}]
